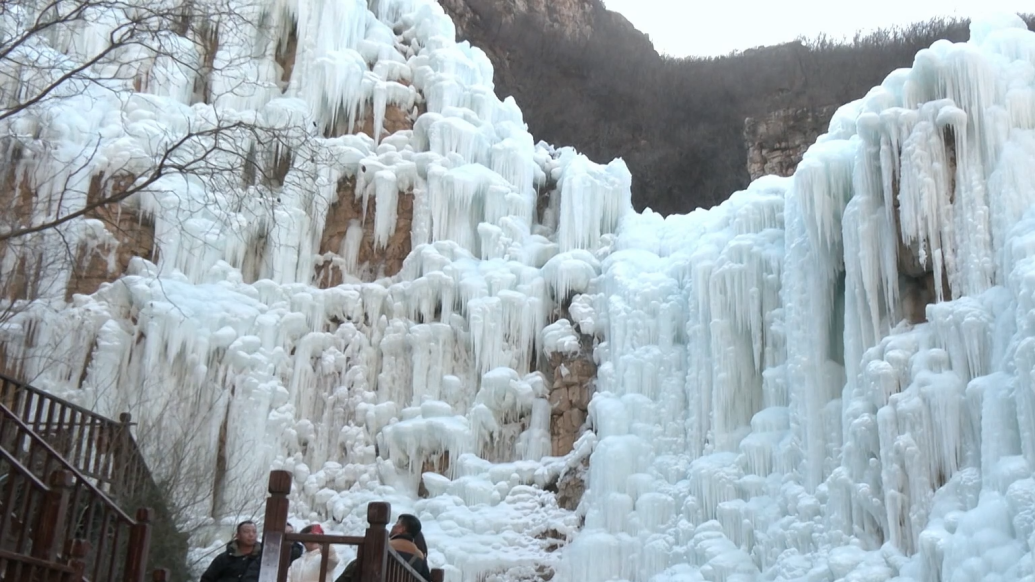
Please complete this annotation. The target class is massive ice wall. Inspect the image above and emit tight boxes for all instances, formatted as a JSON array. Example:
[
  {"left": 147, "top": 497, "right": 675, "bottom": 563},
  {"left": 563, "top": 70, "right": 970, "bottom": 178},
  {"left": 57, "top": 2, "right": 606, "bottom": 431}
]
[
  {"left": 0, "top": 0, "right": 622, "bottom": 577},
  {"left": 4, "top": 0, "right": 1035, "bottom": 580},
  {"left": 562, "top": 16, "right": 1035, "bottom": 582}
]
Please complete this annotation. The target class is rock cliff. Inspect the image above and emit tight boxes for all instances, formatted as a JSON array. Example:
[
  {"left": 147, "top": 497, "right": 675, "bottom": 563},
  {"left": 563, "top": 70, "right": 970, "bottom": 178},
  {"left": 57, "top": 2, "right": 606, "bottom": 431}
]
[
  {"left": 439, "top": 4, "right": 1035, "bottom": 215},
  {"left": 743, "top": 105, "right": 839, "bottom": 180}
]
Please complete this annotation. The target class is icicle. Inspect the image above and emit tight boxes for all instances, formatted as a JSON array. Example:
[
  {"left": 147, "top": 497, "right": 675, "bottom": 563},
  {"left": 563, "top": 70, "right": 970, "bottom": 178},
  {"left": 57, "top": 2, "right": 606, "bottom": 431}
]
[{"left": 11, "top": 4, "right": 1035, "bottom": 582}]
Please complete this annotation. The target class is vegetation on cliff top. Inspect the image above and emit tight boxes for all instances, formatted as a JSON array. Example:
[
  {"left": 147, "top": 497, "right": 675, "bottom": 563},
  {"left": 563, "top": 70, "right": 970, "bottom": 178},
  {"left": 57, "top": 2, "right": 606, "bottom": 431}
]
[{"left": 446, "top": 6, "right": 1035, "bottom": 215}]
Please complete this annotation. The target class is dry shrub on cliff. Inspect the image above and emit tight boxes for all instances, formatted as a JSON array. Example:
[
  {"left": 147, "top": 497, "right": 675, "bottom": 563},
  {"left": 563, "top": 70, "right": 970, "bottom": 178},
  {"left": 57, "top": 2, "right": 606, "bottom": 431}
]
[{"left": 450, "top": 8, "right": 1034, "bottom": 216}]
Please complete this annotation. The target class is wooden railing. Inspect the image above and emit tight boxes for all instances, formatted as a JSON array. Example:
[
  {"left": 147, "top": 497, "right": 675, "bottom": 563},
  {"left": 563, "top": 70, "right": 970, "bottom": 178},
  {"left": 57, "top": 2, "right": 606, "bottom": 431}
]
[
  {"left": 0, "top": 374, "right": 152, "bottom": 497},
  {"left": 0, "top": 373, "right": 187, "bottom": 578},
  {"left": 258, "top": 470, "right": 445, "bottom": 582},
  {"left": 0, "top": 401, "right": 152, "bottom": 581},
  {"left": 386, "top": 547, "right": 441, "bottom": 582},
  {"left": 0, "top": 446, "right": 91, "bottom": 582}
]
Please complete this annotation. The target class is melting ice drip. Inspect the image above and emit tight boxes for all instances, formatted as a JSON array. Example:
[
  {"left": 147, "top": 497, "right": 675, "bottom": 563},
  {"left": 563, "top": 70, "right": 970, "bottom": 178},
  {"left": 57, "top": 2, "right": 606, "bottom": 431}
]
[{"left": 3, "top": 0, "right": 1035, "bottom": 580}]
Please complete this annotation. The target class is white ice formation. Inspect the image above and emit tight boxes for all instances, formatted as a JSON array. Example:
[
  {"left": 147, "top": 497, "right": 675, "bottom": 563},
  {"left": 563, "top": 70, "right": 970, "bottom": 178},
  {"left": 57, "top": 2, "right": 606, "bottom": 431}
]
[{"left": 3, "top": 1, "right": 1035, "bottom": 581}]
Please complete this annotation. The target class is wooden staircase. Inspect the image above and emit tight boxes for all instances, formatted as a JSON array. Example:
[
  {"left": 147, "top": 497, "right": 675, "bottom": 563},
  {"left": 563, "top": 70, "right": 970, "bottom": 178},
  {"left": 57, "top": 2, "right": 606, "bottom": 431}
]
[
  {"left": 0, "top": 373, "right": 186, "bottom": 581},
  {"left": 0, "top": 374, "right": 447, "bottom": 582}
]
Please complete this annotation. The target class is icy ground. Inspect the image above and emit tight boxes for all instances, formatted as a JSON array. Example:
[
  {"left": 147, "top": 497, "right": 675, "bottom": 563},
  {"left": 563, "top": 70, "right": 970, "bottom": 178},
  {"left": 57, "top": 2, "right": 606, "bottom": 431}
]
[{"left": 3, "top": 0, "right": 1035, "bottom": 581}]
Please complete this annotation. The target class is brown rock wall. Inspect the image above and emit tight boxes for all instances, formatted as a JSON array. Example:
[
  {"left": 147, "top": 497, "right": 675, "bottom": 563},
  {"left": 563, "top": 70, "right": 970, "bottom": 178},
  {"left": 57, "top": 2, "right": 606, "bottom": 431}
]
[
  {"left": 316, "top": 176, "right": 414, "bottom": 286},
  {"left": 547, "top": 347, "right": 595, "bottom": 457},
  {"left": 743, "top": 105, "right": 839, "bottom": 180}
]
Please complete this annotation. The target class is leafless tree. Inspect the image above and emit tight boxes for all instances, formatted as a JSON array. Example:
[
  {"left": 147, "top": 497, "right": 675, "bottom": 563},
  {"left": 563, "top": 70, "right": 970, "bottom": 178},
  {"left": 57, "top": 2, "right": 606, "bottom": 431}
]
[
  {"left": 0, "top": 0, "right": 315, "bottom": 574},
  {"left": 0, "top": 0, "right": 316, "bottom": 363}
]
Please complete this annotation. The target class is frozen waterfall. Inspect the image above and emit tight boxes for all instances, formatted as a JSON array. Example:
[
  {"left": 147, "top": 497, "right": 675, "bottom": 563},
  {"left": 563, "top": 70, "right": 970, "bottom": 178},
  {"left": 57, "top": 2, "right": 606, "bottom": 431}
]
[{"left": 2, "top": 0, "right": 1035, "bottom": 581}]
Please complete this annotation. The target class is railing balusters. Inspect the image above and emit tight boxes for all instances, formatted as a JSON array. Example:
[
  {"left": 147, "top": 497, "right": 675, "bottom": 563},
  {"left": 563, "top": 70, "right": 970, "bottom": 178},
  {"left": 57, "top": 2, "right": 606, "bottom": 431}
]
[
  {"left": 106, "top": 511, "right": 121, "bottom": 582},
  {"left": 0, "top": 373, "right": 185, "bottom": 578},
  {"left": 14, "top": 464, "right": 37, "bottom": 552},
  {"left": 97, "top": 419, "right": 113, "bottom": 488},
  {"left": 32, "top": 470, "right": 73, "bottom": 562},
  {"left": 29, "top": 389, "right": 44, "bottom": 435},
  {"left": 84, "top": 410, "right": 95, "bottom": 474},
  {"left": 42, "top": 396, "right": 58, "bottom": 443},
  {"left": 68, "top": 408, "right": 83, "bottom": 471},
  {"left": 55, "top": 403, "right": 69, "bottom": 461},
  {"left": 0, "top": 400, "right": 149, "bottom": 581}
]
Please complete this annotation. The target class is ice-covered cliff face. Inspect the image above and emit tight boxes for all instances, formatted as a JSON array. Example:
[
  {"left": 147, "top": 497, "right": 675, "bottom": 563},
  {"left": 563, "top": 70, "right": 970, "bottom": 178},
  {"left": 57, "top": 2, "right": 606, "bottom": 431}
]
[{"left": 4, "top": 0, "right": 1035, "bottom": 580}]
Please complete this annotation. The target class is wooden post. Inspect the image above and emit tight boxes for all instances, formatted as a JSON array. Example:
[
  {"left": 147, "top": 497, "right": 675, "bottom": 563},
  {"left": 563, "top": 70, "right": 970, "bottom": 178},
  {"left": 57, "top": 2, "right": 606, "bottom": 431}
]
[
  {"left": 358, "top": 502, "right": 390, "bottom": 582},
  {"left": 430, "top": 569, "right": 445, "bottom": 582},
  {"left": 32, "top": 469, "right": 72, "bottom": 561},
  {"left": 151, "top": 568, "right": 169, "bottom": 582},
  {"left": 257, "top": 470, "right": 292, "bottom": 582},
  {"left": 68, "top": 539, "right": 90, "bottom": 582},
  {"left": 124, "top": 507, "right": 153, "bottom": 582},
  {"left": 116, "top": 412, "right": 134, "bottom": 493}
]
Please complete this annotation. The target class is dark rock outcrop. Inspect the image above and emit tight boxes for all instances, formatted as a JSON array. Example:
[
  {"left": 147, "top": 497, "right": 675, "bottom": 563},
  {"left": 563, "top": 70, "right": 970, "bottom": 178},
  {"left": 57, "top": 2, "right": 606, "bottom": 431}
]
[
  {"left": 439, "top": 4, "right": 1035, "bottom": 215},
  {"left": 744, "top": 105, "right": 840, "bottom": 180}
]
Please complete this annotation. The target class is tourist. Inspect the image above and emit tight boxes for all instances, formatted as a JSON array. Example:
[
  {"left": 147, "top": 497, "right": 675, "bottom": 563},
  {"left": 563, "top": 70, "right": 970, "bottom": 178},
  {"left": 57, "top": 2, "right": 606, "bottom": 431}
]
[
  {"left": 286, "top": 522, "right": 304, "bottom": 562},
  {"left": 334, "top": 513, "right": 432, "bottom": 582},
  {"left": 389, "top": 514, "right": 432, "bottom": 581},
  {"left": 200, "top": 521, "right": 262, "bottom": 582},
  {"left": 287, "top": 524, "right": 339, "bottom": 582}
]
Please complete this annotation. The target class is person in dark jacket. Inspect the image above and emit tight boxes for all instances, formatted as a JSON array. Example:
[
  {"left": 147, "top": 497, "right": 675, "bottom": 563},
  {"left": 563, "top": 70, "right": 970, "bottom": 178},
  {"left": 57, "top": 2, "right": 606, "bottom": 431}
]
[
  {"left": 389, "top": 514, "right": 432, "bottom": 582},
  {"left": 413, "top": 530, "right": 428, "bottom": 557},
  {"left": 334, "top": 513, "right": 433, "bottom": 582},
  {"left": 200, "top": 520, "right": 262, "bottom": 582},
  {"left": 286, "top": 522, "right": 304, "bottom": 562}
]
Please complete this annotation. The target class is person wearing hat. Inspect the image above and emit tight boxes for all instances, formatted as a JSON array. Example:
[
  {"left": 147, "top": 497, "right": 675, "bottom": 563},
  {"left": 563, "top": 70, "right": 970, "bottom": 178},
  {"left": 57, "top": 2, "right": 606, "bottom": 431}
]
[{"left": 287, "top": 524, "right": 339, "bottom": 582}]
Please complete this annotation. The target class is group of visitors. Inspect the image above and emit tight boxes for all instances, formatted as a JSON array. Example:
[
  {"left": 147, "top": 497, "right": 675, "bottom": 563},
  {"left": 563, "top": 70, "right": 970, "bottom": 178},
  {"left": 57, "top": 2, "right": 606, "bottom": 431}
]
[{"left": 199, "top": 514, "right": 432, "bottom": 582}]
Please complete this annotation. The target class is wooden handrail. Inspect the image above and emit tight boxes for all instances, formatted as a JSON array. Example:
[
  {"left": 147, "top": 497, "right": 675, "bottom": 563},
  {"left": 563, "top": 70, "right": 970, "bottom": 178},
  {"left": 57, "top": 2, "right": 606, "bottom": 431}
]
[
  {"left": 0, "top": 402, "right": 137, "bottom": 522},
  {"left": 0, "top": 373, "right": 119, "bottom": 423},
  {"left": 0, "top": 402, "right": 151, "bottom": 581},
  {"left": 0, "top": 373, "right": 154, "bottom": 495},
  {"left": 0, "top": 443, "right": 50, "bottom": 490},
  {"left": 257, "top": 471, "right": 445, "bottom": 582},
  {"left": 0, "top": 547, "right": 78, "bottom": 570},
  {"left": 0, "top": 372, "right": 184, "bottom": 579},
  {"left": 284, "top": 533, "right": 367, "bottom": 545},
  {"left": 0, "top": 457, "right": 56, "bottom": 556}
]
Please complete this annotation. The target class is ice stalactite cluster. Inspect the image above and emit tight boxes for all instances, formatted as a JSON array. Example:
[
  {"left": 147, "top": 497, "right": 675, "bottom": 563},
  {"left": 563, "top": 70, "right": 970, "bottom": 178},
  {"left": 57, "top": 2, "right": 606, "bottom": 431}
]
[
  {"left": 0, "top": 0, "right": 622, "bottom": 578},
  {"left": 4, "top": 0, "right": 1035, "bottom": 580},
  {"left": 563, "top": 15, "right": 1035, "bottom": 582}
]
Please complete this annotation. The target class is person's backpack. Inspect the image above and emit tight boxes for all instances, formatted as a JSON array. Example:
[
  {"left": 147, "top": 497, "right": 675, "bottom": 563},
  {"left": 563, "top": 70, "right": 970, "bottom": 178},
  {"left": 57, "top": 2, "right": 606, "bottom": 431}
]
[
  {"left": 403, "top": 554, "right": 423, "bottom": 570},
  {"left": 334, "top": 559, "right": 358, "bottom": 582}
]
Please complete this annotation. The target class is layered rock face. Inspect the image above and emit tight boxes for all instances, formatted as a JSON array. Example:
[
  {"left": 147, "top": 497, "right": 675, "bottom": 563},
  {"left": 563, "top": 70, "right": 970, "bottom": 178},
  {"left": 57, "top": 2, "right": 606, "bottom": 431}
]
[{"left": 743, "top": 105, "right": 839, "bottom": 180}]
